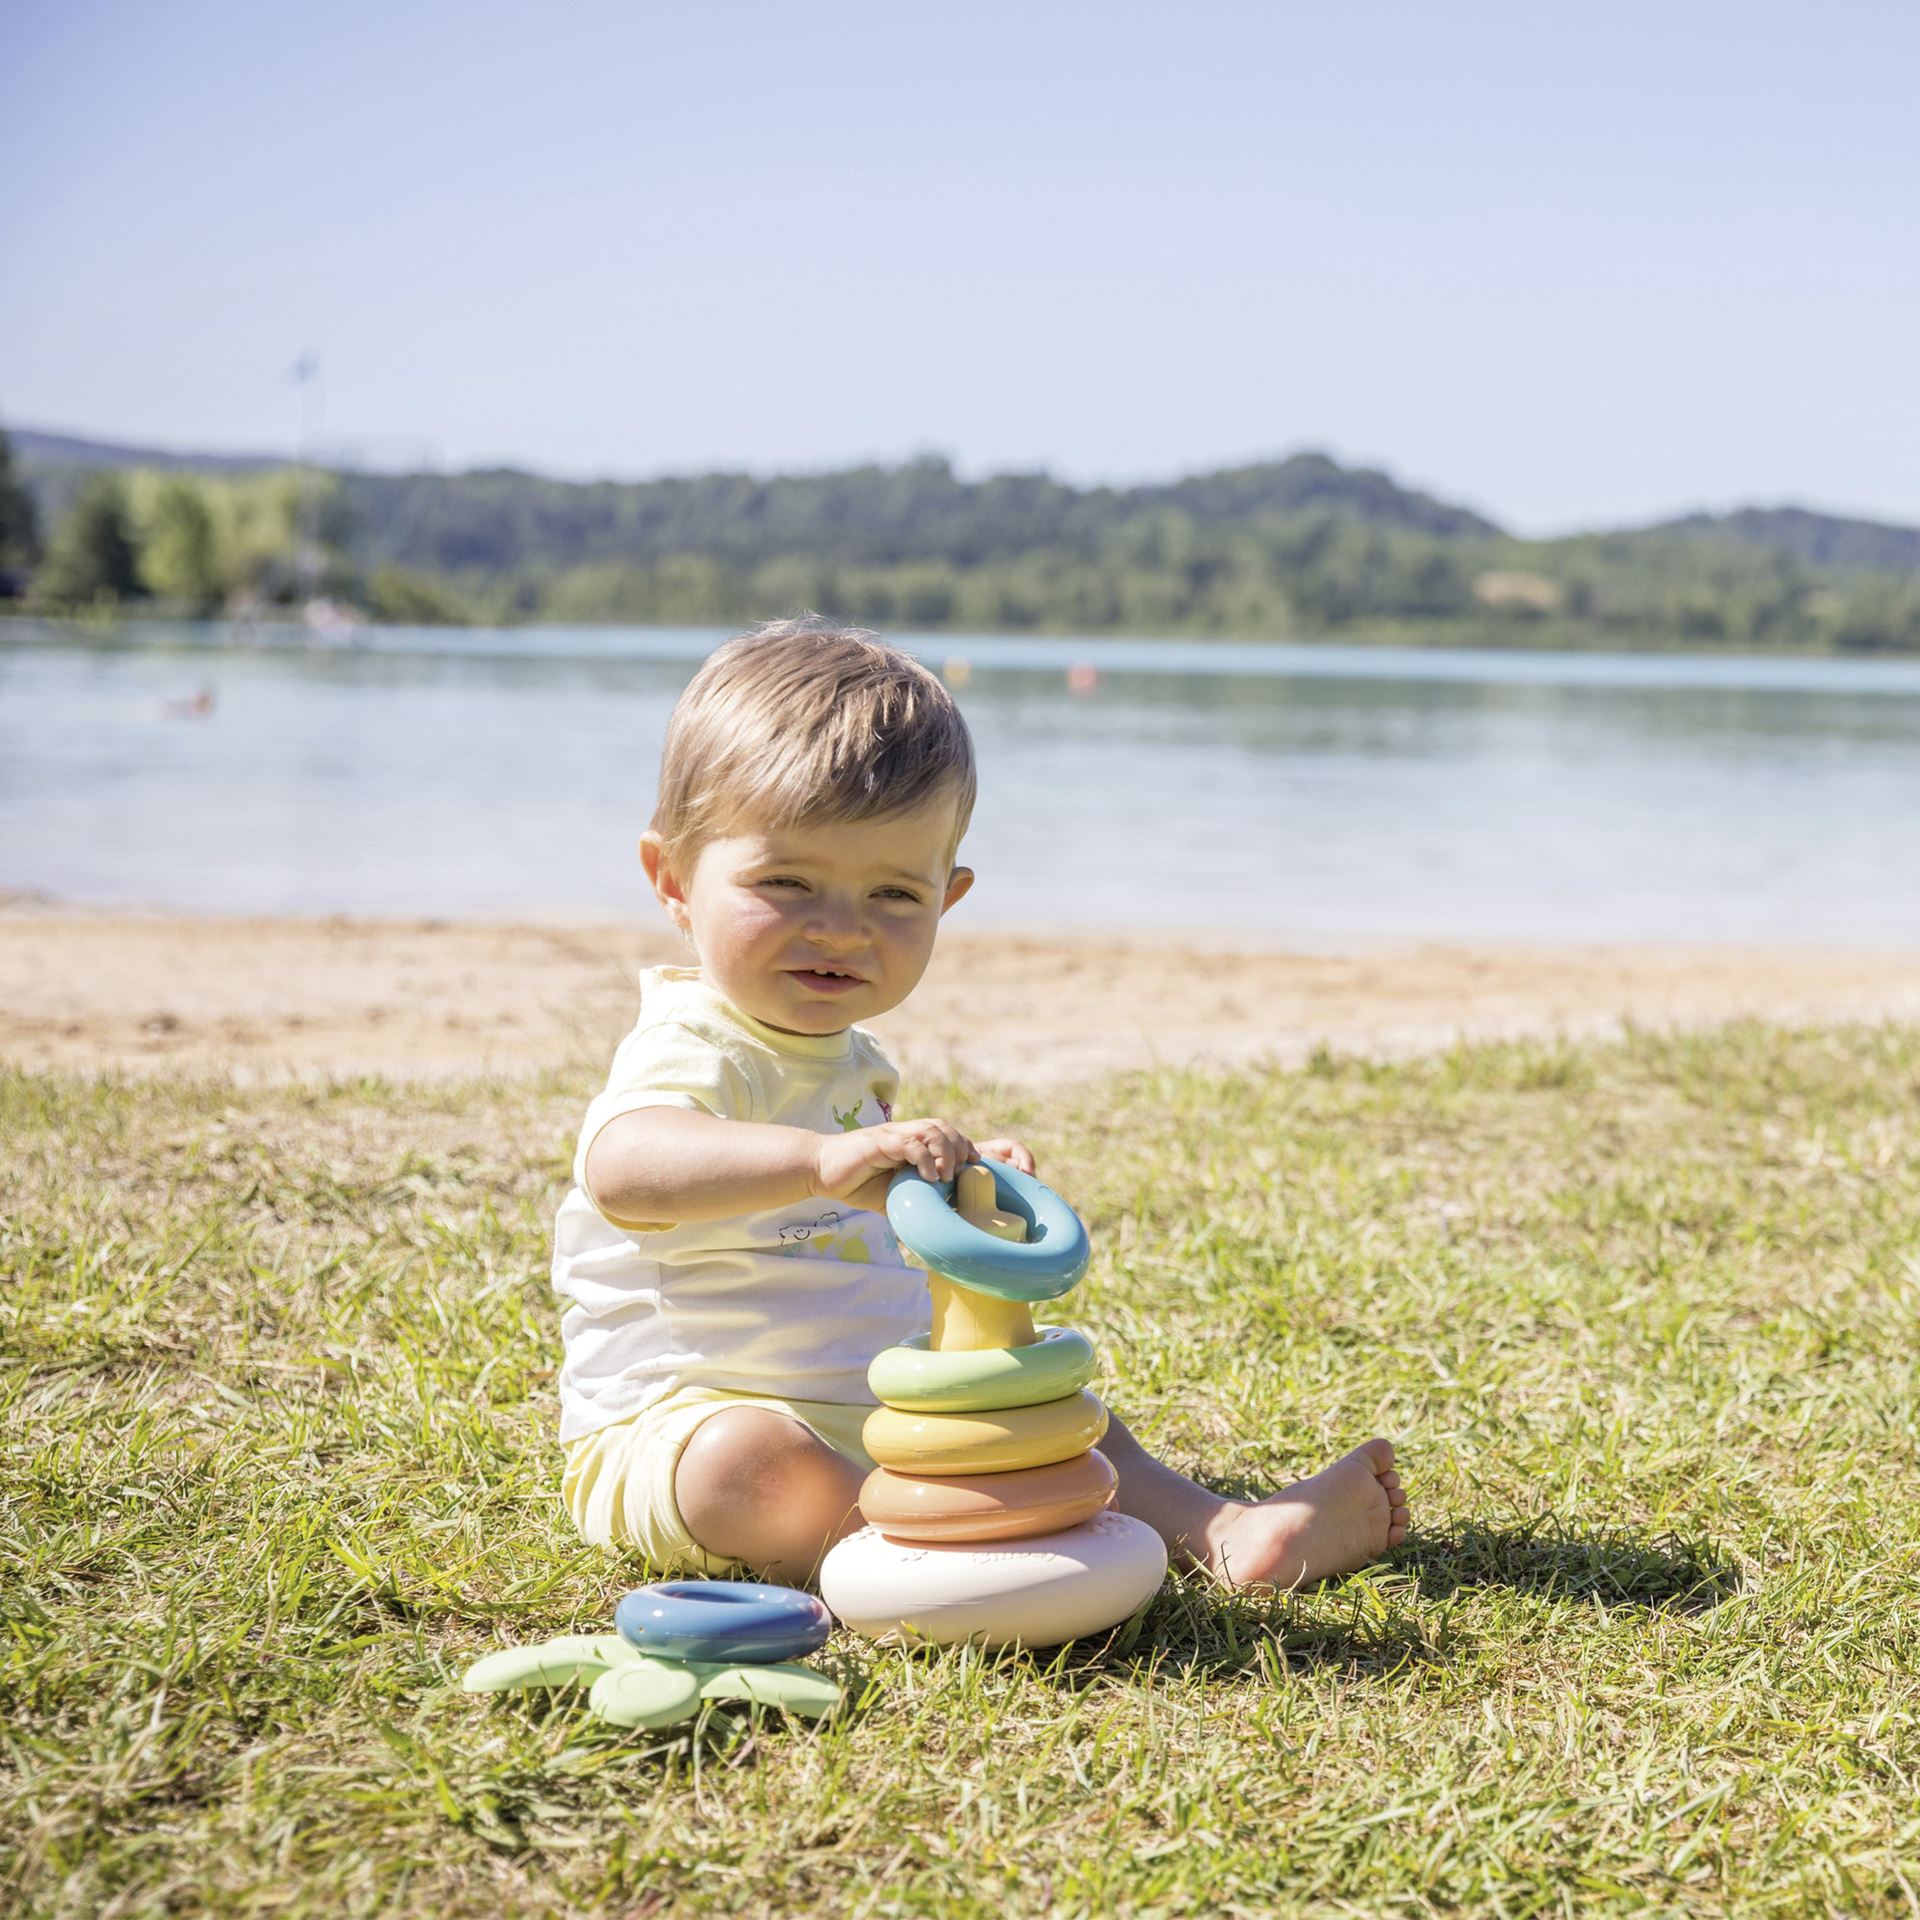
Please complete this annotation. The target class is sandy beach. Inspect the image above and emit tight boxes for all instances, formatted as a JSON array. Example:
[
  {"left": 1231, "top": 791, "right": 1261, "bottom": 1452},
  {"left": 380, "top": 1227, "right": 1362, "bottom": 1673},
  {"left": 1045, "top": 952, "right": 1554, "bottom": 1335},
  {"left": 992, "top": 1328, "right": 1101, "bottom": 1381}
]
[{"left": 3, "top": 900, "right": 1916, "bottom": 1087}]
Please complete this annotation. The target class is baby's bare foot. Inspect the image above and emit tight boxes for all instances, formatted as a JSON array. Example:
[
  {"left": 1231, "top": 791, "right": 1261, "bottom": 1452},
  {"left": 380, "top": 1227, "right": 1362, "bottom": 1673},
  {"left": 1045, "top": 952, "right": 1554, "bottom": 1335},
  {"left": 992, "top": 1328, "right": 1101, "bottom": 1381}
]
[{"left": 1204, "top": 1438, "right": 1410, "bottom": 1591}]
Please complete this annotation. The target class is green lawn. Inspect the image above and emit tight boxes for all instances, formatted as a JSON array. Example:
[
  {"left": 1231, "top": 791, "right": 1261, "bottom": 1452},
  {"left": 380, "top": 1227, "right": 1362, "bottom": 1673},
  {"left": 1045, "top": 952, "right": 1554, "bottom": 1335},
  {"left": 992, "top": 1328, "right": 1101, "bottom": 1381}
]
[{"left": 5, "top": 1024, "right": 1920, "bottom": 1917}]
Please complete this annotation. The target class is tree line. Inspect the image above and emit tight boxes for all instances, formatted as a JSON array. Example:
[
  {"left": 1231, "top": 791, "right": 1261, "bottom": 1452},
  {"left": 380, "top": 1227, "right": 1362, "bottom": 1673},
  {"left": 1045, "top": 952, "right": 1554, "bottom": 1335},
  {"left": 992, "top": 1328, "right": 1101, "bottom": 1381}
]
[{"left": 5, "top": 427, "right": 1917, "bottom": 652}]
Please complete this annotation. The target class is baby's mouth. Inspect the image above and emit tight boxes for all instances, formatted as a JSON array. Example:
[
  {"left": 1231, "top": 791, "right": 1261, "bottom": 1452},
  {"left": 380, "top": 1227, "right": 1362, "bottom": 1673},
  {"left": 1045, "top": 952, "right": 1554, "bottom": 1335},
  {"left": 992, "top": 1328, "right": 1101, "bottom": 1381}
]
[{"left": 788, "top": 965, "right": 867, "bottom": 990}]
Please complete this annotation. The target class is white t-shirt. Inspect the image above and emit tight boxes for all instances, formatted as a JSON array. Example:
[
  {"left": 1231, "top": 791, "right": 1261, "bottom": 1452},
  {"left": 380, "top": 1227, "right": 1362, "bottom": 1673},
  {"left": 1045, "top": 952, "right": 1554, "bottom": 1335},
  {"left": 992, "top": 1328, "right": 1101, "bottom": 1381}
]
[{"left": 551, "top": 967, "right": 929, "bottom": 1443}]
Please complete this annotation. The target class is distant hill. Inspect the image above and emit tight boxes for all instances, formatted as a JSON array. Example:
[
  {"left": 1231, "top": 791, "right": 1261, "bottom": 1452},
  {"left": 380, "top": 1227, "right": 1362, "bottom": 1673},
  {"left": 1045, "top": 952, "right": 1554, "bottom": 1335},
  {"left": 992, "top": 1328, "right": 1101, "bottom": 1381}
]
[
  {"left": 15, "top": 424, "right": 1920, "bottom": 576},
  {"left": 10, "top": 427, "right": 290, "bottom": 525},
  {"left": 8, "top": 430, "right": 1505, "bottom": 572},
  {"left": 10, "top": 427, "right": 289, "bottom": 473},
  {"left": 1643, "top": 506, "right": 1920, "bottom": 576},
  {"left": 323, "top": 450, "right": 1502, "bottom": 578},
  {"left": 1123, "top": 455, "right": 1500, "bottom": 541},
  {"left": 8, "top": 422, "right": 1917, "bottom": 649}
]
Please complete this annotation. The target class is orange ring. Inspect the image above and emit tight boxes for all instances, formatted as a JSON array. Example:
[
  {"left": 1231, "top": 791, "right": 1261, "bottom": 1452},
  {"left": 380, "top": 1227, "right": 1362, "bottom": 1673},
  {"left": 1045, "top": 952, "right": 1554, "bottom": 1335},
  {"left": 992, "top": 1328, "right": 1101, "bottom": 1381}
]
[{"left": 860, "top": 1451, "right": 1118, "bottom": 1543}]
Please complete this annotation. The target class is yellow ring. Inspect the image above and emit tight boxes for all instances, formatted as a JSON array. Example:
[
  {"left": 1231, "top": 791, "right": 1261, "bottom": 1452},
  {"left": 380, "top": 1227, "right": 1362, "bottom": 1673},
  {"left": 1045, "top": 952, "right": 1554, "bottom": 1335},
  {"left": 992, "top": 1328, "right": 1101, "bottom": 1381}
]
[{"left": 862, "top": 1390, "right": 1108, "bottom": 1476}]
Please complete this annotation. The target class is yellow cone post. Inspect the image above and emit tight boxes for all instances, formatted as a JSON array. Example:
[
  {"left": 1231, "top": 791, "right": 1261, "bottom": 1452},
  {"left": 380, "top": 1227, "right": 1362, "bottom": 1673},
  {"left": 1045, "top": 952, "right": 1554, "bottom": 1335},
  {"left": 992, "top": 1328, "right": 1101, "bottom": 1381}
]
[{"left": 926, "top": 1162, "right": 1037, "bottom": 1352}]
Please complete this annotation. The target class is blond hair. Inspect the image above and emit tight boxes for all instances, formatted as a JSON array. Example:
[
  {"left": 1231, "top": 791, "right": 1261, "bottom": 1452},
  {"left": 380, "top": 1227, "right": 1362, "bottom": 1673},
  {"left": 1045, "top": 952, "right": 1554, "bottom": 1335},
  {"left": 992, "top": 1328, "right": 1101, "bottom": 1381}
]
[{"left": 651, "top": 617, "right": 976, "bottom": 869}]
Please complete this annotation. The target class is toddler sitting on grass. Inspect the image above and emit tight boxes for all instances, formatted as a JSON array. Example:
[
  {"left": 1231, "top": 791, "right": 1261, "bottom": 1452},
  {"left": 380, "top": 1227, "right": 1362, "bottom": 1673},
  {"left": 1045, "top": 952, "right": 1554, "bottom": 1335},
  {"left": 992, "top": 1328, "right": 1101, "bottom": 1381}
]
[{"left": 551, "top": 619, "right": 1410, "bottom": 1586}]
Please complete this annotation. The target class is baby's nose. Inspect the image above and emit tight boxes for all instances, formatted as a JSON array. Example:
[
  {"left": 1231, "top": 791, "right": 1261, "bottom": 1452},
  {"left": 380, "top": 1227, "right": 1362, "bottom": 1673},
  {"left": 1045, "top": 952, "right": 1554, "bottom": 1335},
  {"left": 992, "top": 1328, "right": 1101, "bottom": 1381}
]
[{"left": 804, "top": 901, "right": 865, "bottom": 945}]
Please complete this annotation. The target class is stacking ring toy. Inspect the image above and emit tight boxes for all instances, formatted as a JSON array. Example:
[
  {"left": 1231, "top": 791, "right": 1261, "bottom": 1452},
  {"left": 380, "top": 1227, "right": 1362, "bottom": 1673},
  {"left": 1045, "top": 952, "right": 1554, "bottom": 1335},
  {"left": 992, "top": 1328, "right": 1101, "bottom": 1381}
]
[
  {"left": 614, "top": 1580, "right": 833, "bottom": 1665},
  {"left": 825, "top": 1160, "right": 1169, "bottom": 1648},
  {"left": 860, "top": 1449, "right": 1117, "bottom": 1543},
  {"left": 886, "top": 1161, "right": 1089, "bottom": 1299},
  {"left": 863, "top": 1389, "right": 1108, "bottom": 1475},
  {"left": 868, "top": 1326, "right": 1099, "bottom": 1413}
]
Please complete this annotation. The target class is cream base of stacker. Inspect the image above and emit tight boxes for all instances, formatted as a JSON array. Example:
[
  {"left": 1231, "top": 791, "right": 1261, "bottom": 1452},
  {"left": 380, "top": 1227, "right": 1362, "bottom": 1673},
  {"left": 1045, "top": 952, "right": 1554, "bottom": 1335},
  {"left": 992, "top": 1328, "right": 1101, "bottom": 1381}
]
[{"left": 820, "top": 1510, "right": 1167, "bottom": 1649}]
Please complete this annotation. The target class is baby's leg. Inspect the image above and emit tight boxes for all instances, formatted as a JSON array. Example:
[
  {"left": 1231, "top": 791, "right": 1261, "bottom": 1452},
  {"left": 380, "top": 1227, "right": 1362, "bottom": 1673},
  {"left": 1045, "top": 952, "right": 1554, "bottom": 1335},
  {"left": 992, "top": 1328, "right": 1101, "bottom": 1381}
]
[
  {"left": 675, "top": 1407, "right": 867, "bottom": 1585},
  {"left": 1101, "top": 1413, "right": 1410, "bottom": 1590}
]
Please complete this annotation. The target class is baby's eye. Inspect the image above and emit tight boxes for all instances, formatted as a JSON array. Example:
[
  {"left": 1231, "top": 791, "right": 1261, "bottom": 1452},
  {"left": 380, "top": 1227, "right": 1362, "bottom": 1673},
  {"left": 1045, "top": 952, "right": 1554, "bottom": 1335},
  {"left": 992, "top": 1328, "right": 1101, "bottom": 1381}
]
[
  {"left": 759, "top": 876, "right": 808, "bottom": 891},
  {"left": 874, "top": 887, "right": 922, "bottom": 903}
]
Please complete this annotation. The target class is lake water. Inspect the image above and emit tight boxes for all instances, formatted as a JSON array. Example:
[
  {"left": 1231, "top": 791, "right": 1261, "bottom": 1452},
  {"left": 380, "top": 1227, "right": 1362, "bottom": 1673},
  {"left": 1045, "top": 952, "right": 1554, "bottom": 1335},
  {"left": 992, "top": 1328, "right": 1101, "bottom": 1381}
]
[{"left": 4, "top": 618, "right": 1919, "bottom": 943}]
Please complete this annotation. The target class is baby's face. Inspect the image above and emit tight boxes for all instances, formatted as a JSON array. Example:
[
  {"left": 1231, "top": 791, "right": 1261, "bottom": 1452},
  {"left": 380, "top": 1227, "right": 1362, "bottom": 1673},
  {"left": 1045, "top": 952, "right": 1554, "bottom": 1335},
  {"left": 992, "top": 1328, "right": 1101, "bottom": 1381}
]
[{"left": 655, "top": 795, "right": 972, "bottom": 1035}]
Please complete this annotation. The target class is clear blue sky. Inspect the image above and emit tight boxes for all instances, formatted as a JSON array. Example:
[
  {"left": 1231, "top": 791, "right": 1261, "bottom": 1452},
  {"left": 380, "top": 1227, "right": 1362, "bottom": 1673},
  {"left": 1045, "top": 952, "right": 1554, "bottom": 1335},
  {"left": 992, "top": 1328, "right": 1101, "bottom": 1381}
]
[{"left": 4, "top": 0, "right": 1915, "bottom": 533}]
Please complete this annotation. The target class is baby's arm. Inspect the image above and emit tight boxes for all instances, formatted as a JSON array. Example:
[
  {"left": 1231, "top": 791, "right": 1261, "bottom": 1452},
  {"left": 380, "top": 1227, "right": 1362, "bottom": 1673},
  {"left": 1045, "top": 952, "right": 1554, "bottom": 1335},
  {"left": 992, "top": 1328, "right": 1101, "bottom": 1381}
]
[{"left": 586, "top": 1109, "right": 1032, "bottom": 1227}]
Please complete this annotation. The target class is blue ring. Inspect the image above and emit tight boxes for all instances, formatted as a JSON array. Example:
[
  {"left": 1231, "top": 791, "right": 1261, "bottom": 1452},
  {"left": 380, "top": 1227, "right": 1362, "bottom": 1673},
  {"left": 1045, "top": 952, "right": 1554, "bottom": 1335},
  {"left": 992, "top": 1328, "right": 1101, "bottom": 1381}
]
[
  {"left": 614, "top": 1580, "right": 833, "bottom": 1664},
  {"left": 886, "top": 1159, "right": 1090, "bottom": 1301}
]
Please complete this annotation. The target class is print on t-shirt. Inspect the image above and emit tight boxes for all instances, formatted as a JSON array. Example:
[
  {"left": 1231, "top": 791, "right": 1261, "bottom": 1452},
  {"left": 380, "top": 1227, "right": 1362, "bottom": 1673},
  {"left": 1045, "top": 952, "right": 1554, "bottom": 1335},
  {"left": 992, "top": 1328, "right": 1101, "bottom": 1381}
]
[{"left": 776, "top": 1206, "right": 879, "bottom": 1265}]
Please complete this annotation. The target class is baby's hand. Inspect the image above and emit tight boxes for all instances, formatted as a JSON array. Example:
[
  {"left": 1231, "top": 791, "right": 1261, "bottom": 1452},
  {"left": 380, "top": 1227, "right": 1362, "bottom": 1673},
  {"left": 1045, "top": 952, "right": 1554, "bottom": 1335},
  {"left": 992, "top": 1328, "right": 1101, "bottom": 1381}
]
[
  {"left": 973, "top": 1137, "right": 1037, "bottom": 1176},
  {"left": 812, "top": 1123, "right": 1041, "bottom": 1214},
  {"left": 812, "top": 1117, "right": 976, "bottom": 1214}
]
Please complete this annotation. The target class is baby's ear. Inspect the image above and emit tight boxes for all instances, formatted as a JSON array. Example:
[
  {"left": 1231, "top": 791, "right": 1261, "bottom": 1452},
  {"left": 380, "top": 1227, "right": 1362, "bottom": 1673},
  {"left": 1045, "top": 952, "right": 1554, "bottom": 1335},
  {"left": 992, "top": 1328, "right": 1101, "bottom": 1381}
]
[
  {"left": 640, "top": 831, "right": 692, "bottom": 930},
  {"left": 942, "top": 866, "right": 975, "bottom": 913}
]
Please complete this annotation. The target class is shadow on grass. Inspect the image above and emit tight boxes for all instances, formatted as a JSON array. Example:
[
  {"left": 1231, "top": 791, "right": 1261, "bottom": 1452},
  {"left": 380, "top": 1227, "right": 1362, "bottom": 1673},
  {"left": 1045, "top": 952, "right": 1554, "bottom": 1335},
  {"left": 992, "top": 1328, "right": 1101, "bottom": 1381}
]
[
  {"left": 1039, "top": 1582, "right": 1451, "bottom": 1690},
  {"left": 1399, "top": 1515, "right": 1741, "bottom": 1614},
  {"left": 1193, "top": 1466, "right": 1739, "bottom": 1619},
  {"left": 1033, "top": 1513, "right": 1741, "bottom": 1692}
]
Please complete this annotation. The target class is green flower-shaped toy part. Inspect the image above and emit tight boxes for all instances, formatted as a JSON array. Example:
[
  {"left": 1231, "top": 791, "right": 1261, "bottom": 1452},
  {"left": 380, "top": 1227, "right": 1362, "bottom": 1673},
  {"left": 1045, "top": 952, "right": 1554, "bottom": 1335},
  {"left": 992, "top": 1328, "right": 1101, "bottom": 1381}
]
[{"left": 460, "top": 1632, "right": 843, "bottom": 1730}]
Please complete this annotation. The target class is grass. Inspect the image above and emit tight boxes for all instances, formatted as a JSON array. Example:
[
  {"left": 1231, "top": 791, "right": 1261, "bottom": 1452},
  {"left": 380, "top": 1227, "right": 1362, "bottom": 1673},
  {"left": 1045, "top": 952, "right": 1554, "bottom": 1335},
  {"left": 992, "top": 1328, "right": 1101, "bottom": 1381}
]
[{"left": 4, "top": 1022, "right": 1920, "bottom": 1917}]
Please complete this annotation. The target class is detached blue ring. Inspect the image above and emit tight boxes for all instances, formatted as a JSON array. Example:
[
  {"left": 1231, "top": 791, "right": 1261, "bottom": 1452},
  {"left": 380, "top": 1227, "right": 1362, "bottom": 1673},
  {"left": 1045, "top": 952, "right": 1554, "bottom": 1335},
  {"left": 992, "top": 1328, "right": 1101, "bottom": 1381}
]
[
  {"left": 614, "top": 1580, "right": 832, "bottom": 1665},
  {"left": 886, "top": 1159, "right": 1090, "bottom": 1301}
]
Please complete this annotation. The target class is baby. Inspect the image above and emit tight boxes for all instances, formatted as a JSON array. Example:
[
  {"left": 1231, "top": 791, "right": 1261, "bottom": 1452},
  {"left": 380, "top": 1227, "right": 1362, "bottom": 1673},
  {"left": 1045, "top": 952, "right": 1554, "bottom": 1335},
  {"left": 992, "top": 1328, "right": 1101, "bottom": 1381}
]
[{"left": 552, "top": 619, "right": 1409, "bottom": 1586}]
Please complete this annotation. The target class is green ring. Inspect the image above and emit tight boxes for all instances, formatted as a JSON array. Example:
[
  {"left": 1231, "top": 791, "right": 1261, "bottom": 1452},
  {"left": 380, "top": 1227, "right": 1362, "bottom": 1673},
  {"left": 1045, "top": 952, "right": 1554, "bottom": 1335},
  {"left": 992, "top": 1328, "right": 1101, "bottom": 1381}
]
[{"left": 868, "top": 1326, "right": 1098, "bottom": 1413}]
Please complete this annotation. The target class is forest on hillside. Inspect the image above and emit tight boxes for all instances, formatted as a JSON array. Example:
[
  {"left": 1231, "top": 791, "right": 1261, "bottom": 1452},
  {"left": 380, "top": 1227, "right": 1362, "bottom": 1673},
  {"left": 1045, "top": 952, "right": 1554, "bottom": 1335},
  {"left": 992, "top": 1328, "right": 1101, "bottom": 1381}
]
[{"left": 7, "top": 427, "right": 1920, "bottom": 652}]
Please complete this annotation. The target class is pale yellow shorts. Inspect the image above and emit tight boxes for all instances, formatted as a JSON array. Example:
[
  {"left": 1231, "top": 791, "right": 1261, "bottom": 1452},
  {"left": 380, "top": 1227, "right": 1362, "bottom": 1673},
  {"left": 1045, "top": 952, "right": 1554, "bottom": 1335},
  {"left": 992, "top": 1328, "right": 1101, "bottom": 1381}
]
[{"left": 562, "top": 1387, "right": 878, "bottom": 1575}]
